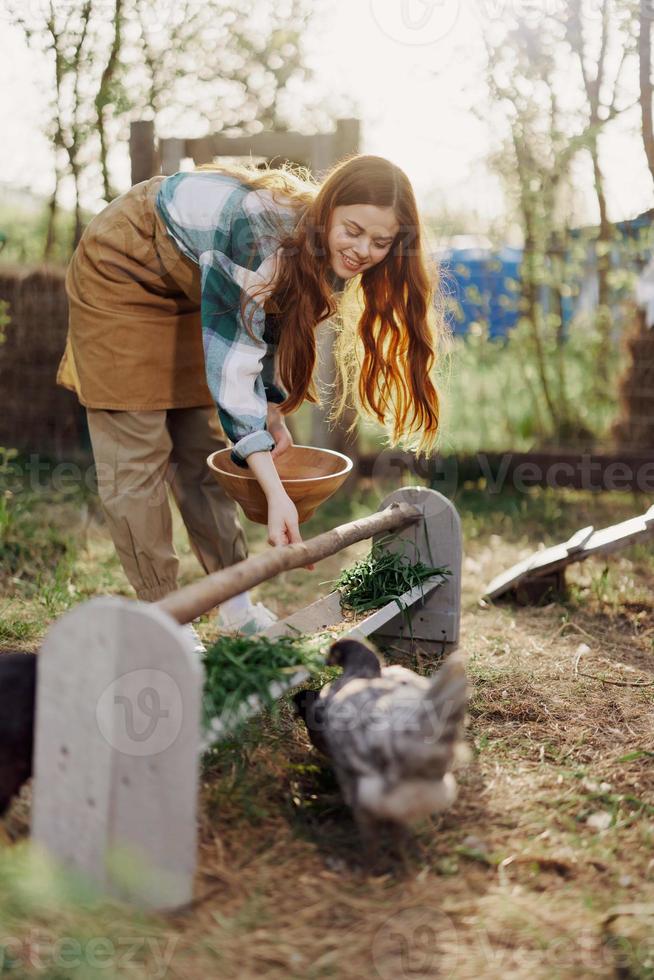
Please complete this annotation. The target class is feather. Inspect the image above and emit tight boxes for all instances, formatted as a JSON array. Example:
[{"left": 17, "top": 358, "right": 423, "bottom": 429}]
[{"left": 295, "top": 638, "right": 467, "bottom": 846}]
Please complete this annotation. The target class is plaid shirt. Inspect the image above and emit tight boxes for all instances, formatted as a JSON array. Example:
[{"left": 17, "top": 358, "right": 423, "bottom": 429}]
[{"left": 156, "top": 171, "right": 303, "bottom": 466}]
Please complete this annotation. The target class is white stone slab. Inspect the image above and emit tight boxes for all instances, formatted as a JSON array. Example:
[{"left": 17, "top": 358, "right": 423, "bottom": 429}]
[{"left": 32, "top": 597, "right": 202, "bottom": 909}]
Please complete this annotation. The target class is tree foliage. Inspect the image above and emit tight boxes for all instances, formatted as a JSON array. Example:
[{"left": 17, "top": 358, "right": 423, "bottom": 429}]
[
  {"left": 474, "top": 3, "right": 645, "bottom": 447},
  {"left": 4, "top": 0, "right": 341, "bottom": 258}
]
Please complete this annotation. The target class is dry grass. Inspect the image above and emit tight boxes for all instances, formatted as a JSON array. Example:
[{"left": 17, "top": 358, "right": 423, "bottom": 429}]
[{"left": 1, "top": 482, "right": 654, "bottom": 977}]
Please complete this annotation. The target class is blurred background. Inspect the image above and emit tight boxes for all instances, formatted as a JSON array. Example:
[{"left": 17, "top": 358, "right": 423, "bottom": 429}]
[{"left": 1, "top": 0, "right": 653, "bottom": 466}]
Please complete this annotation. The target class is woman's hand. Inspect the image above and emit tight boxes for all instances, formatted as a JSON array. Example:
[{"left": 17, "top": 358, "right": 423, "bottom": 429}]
[
  {"left": 267, "top": 491, "right": 314, "bottom": 570},
  {"left": 267, "top": 405, "right": 293, "bottom": 458},
  {"left": 266, "top": 490, "right": 302, "bottom": 547},
  {"left": 245, "top": 450, "right": 314, "bottom": 569}
]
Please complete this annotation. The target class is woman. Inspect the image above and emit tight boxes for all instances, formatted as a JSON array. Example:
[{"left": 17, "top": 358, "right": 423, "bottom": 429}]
[{"left": 56, "top": 154, "right": 444, "bottom": 633}]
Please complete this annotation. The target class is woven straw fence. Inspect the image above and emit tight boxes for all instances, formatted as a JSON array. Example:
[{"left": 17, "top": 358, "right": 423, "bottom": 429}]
[
  {"left": 0, "top": 263, "right": 87, "bottom": 458},
  {"left": 613, "top": 303, "right": 654, "bottom": 452}
]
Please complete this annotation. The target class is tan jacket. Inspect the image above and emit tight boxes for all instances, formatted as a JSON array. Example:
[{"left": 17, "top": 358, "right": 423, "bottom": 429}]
[{"left": 57, "top": 175, "right": 213, "bottom": 409}]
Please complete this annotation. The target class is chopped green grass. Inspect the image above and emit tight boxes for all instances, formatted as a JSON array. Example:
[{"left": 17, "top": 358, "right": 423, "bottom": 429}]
[
  {"left": 201, "top": 633, "right": 326, "bottom": 738},
  {"left": 334, "top": 535, "right": 451, "bottom": 615}
]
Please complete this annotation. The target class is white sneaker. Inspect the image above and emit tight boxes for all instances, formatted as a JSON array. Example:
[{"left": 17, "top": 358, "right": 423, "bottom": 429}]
[{"left": 215, "top": 601, "right": 278, "bottom": 636}]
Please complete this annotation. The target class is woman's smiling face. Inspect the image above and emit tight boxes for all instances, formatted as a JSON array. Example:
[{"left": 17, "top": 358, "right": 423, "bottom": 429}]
[{"left": 327, "top": 204, "right": 399, "bottom": 278}]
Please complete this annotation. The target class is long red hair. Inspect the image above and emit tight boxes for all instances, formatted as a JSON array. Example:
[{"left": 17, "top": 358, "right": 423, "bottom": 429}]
[{"left": 198, "top": 154, "right": 445, "bottom": 454}]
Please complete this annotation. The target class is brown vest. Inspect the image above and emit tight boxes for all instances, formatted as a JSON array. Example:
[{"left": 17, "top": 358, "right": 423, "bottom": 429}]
[{"left": 57, "top": 175, "right": 213, "bottom": 410}]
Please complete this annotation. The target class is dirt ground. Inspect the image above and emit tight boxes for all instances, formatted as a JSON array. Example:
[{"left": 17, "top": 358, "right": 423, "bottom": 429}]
[{"left": 1, "top": 481, "right": 654, "bottom": 978}]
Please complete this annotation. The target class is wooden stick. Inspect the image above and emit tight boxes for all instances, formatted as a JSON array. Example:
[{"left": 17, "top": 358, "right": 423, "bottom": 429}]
[{"left": 157, "top": 502, "right": 421, "bottom": 625}]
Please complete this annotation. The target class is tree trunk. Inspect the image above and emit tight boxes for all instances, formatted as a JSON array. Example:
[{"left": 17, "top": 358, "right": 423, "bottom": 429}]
[
  {"left": 548, "top": 237, "right": 570, "bottom": 420},
  {"left": 43, "top": 176, "right": 60, "bottom": 260},
  {"left": 70, "top": 156, "right": 84, "bottom": 250},
  {"left": 521, "top": 224, "right": 560, "bottom": 435},
  {"left": 589, "top": 137, "right": 613, "bottom": 385},
  {"left": 96, "top": 0, "right": 124, "bottom": 202},
  {"left": 640, "top": 0, "right": 654, "bottom": 187}
]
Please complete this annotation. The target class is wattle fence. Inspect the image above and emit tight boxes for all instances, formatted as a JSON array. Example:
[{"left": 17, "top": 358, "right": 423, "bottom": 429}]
[
  {"left": 0, "top": 264, "right": 86, "bottom": 458},
  {"left": 1, "top": 262, "right": 652, "bottom": 493}
]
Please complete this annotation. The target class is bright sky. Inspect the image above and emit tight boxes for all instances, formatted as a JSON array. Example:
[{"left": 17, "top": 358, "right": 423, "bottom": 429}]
[{"left": 1, "top": 0, "right": 653, "bottom": 230}]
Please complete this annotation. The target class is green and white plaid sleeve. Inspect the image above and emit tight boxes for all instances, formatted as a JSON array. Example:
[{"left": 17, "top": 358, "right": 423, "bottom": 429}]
[{"left": 156, "top": 172, "right": 299, "bottom": 467}]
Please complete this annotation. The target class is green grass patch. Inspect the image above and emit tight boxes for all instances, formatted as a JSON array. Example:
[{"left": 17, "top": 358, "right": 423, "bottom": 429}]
[
  {"left": 0, "top": 844, "right": 174, "bottom": 979},
  {"left": 0, "top": 608, "right": 39, "bottom": 644},
  {"left": 0, "top": 454, "right": 82, "bottom": 594}
]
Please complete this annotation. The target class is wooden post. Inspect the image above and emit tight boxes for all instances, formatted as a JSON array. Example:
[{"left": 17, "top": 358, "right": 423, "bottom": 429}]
[
  {"left": 129, "top": 120, "right": 158, "bottom": 186},
  {"left": 160, "top": 137, "right": 186, "bottom": 176},
  {"left": 310, "top": 132, "right": 334, "bottom": 179},
  {"left": 371, "top": 486, "right": 462, "bottom": 653},
  {"left": 32, "top": 597, "right": 202, "bottom": 910},
  {"left": 333, "top": 117, "right": 360, "bottom": 163}
]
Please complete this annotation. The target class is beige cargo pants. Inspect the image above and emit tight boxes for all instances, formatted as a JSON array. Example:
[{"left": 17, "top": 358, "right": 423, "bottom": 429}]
[{"left": 86, "top": 406, "right": 248, "bottom": 602}]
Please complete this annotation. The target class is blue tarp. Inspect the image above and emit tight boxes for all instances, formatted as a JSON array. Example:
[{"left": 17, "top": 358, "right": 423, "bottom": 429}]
[
  {"left": 439, "top": 246, "right": 523, "bottom": 338},
  {"left": 440, "top": 210, "right": 654, "bottom": 339}
]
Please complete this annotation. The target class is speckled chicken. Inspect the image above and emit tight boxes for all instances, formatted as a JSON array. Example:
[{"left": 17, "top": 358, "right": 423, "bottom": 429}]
[
  {"left": 0, "top": 652, "right": 37, "bottom": 816},
  {"left": 294, "top": 638, "right": 467, "bottom": 842}
]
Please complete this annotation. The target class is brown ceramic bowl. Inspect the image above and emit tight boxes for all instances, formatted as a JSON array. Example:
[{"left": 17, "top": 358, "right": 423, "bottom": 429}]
[{"left": 207, "top": 445, "right": 353, "bottom": 524}]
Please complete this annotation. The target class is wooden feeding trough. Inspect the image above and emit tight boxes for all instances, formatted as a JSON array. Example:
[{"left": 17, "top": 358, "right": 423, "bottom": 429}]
[
  {"left": 484, "top": 503, "right": 654, "bottom": 603},
  {"left": 30, "top": 487, "right": 461, "bottom": 910}
]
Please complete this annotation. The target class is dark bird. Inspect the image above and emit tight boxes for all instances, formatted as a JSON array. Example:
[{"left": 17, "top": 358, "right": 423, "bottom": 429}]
[
  {"left": 293, "top": 688, "right": 329, "bottom": 756},
  {"left": 294, "top": 638, "right": 467, "bottom": 848},
  {"left": 0, "top": 652, "right": 37, "bottom": 816}
]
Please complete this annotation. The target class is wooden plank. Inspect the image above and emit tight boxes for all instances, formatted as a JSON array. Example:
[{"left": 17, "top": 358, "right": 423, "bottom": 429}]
[
  {"left": 33, "top": 598, "right": 202, "bottom": 910},
  {"left": 484, "top": 509, "right": 654, "bottom": 601},
  {"left": 108, "top": 603, "right": 201, "bottom": 908},
  {"left": 334, "top": 117, "right": 361, "bottom": 159},
  {"left": 309, "top": 132, "right": 334, "bottom": 178},
  {"left": 264, "top": 576, "right": 444, "bottom": 642},
  {"left": 579, "top": 513, "right": 654, "bottom": 557},
  {"left": 32, "top": 602, "right": 119, "bottom": 884},
  {"left": 490, "top": 526, "right": 594, "bottom": 591},
  {"left": 264, "top": 590, "right": 344, "bottom": 639},
  {"left": 484, "top": 554, "right": 538, "bottom": 601},
  {"left": 186, "top": 131, "right": 314, "bottom": 166},
  {"left": 185, "top": 136, "right": 215, "bottom": 166},
  {"left": 564, "top": 525, "right": 595, "bottom": 554},
  {"left": 345, "top": 576, "right": 445, "bottom": 640},
  {"left": 372, "top": 487, "right": 462, "bottom": 646}
]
